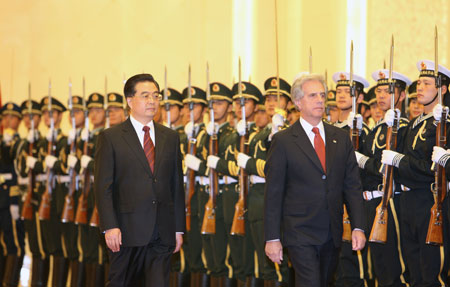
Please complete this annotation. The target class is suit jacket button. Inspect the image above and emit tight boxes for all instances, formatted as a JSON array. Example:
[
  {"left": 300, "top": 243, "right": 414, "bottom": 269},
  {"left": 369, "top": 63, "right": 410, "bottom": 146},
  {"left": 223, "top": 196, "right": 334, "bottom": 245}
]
[
  {"left": 322, "top": 175, "right": 326, "bottom": 180},
  {"left": 152, "top": 200, "right": 156, "bottom": 204},
  {"left": 153, "top": 178, "right": 157, "bottom": 183}
]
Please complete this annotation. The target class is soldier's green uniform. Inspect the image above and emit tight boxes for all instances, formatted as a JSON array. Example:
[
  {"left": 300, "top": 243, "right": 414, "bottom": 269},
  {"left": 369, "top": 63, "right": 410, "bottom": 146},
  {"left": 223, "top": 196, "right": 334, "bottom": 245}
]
[
  {"left": 182, "top": 86, "right": 210, "bottom": 285},
  {"left": 241, "top": 77, "right": 291, "bottom": 285},
  {"left": 0, "top": 102, "right": 25, "bottom": 286},
  {"left": 331, "top": 72, "right": 372, "bottom": 287}
]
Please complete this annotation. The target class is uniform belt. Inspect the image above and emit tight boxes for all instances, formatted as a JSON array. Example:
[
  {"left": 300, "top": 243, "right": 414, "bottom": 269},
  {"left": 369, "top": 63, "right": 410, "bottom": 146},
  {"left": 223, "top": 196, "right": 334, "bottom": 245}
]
[
  {"left": 17, "top": 177, "right": 28, "bottom": 185},
  {"left": 250, "top": 175, "right": 265, "bottom": 184},
  {"left": 0, "top": 173, "right": 12, "bottom": 181},
  {"left": 401, "top": 185, "right": 410, "bottom": 192},
  {"left": 220, "top": 176, "right": 237, "bottom": 185},
  {"left": 36, "top": 174, "right": 47, "bottom": 182},
  {"left": 57, "top": 175, "right": 71, "bottom": 183},
  {"left": 197, "top": 176, "right": 210, "bottom": 186},
  {"left": 363, "top": 190, "right": 401, "bottom": 201}
]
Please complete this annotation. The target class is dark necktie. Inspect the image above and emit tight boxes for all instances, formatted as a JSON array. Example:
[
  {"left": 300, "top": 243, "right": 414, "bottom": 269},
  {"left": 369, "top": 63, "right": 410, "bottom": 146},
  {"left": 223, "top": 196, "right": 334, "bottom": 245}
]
[
  {"left": 312, "top": 127, "right": 326, "bottom": 172},
  {"left": 143, "top": 126, "right": 155, "bottom": 173}
]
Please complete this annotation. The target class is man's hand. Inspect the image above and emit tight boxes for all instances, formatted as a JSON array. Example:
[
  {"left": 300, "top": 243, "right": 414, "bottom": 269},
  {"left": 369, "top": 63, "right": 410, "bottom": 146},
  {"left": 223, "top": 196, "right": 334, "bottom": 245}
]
[
  {"left": 174, "top": 233, "right": 183, "bottom": 254},
  {"left": 265, "top": 241, "right": 283, "bottom": 265},
  {"left": 105, "top": 228, "right": 122, "bottom": 252},
  {"left": 352, "top": 229, "right": 366, "bottom": 251}
]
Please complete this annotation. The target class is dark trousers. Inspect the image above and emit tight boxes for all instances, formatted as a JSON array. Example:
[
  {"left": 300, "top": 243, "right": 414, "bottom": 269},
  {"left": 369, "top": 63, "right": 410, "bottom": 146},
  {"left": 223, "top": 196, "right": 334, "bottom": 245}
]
[
  {"left": 107, "top": 232, "right": 174, "bottom": 287},
  {"left": 287, "top": 239, "right": 339, "bottom": 287}
]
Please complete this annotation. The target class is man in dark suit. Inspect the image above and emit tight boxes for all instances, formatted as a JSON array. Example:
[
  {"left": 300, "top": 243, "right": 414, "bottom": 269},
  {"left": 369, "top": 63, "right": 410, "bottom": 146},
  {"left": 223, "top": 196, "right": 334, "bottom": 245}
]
[
  {"left": 264, "top": 74, "right": 366, "bottom": 287},
  {"left": 94, "top": 73, "right": 185, "bottom": 287}
]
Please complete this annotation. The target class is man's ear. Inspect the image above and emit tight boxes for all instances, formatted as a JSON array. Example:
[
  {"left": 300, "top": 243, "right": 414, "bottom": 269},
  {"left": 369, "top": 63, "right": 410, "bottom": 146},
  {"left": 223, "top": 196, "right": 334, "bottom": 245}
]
[
  {"left": 356, "top": 92, "right": 364, "bottom": 104},
  {"left": 442, "top": 84, "right": 448, "bottom": 94}
]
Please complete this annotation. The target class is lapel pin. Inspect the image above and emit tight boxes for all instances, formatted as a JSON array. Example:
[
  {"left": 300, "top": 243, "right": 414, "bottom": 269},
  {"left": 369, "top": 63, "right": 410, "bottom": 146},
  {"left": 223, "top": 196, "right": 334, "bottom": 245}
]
[{"left": 333, "top": 139, "right": 337, "bottom": 143}]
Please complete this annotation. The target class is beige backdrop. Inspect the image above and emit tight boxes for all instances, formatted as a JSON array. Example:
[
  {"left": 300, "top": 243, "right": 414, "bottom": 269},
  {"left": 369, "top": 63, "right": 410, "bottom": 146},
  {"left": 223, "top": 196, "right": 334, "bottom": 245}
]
[{"left": 0, "top": 0, "right": 449, "bottom": 134}]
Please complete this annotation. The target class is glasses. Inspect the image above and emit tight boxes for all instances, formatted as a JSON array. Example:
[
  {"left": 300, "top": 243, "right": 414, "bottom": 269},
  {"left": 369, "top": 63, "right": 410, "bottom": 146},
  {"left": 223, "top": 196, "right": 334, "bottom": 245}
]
[{"left": 134, "top": 92, "right": 162, "bottom": 102}]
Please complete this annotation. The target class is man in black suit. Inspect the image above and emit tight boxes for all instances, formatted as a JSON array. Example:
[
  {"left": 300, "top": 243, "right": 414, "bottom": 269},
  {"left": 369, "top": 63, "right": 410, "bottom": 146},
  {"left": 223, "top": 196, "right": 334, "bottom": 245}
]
[
  {"left": 94, "top": 73, "right": 185, "bottom": 286},
  {"left": 264, "top": 74, "right": 366, "bottom": 287}
]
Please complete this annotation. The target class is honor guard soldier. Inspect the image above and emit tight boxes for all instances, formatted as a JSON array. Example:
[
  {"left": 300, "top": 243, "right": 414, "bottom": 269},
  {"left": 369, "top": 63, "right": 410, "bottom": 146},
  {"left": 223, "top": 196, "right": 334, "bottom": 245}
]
[
  {"left": 325, "top": 90, "right": 339, "bottom": 124},
  {"left": 106, "top": 92, "right": 126, "bottom": 127},
  {"left": 254, "top": 97, "right": 270, "bottom": 130},
  {"left": 0, "top": 102, "right": 24, "bottom": 287},
  {"left": 37, "top": 96, "right": 69, "bottom": 287},
  {"left": 407, "top": 81, "right": 424, "bottom": 120},
  {"left": 181, "top": 86, "right": 210, "bottom": 286},
  {"left": 237, "top": 76, "right": 291, "bottom": 286},
  {"left": 383, "top": 60, "right": 450, "bottom": 286},
  {"left": 356, "top": 69, "right": 411, "bottom": 286},
  {"left": 332, "top": 71, "right": 372, "bottom": 287}
]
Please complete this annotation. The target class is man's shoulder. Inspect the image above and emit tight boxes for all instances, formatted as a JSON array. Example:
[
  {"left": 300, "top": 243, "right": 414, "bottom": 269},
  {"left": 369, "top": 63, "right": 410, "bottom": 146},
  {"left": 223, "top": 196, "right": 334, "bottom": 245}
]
[{"left": 155, "top": 122, "right": 178, "bottom": 139}]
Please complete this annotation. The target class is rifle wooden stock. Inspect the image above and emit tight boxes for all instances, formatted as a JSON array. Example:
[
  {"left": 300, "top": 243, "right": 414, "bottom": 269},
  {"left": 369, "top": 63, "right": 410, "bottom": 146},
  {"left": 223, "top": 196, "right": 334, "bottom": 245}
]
[
  {"left": 342, "top": 205, "right": 352, "bottom": 242},
  {"left": 185, "top": 138, "right": 197, "bottom": 232},
  {"left": 89, "top": 205, "right": 99, "bottom": 227},
  {"left": 231, "top": 134, "right": 249, "bottom": 236},
  {"left": 61, "top": 141, "right": 77, "bottom": 223},
  {"left": 370, "top": 119, "right": 398, "bottom": 243},
  {"left": 21, "top": 141, "right": 35, "bottom": 220},
  {"left": 75, "top": 139, "right": 91, "bottom": 225},
  {"left": 201, "top": 133, "right": 218, "bottom": 234},
  {"left": 38, "top": 140, "right": 54, "bottom": 220},
  {"left": 426, "top": 115, "right": 447, "bottom": 245}
]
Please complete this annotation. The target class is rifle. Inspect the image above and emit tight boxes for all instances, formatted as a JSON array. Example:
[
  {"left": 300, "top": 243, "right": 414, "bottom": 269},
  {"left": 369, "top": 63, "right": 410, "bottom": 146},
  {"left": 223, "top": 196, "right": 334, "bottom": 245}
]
[
  {"left": 426, "top": 27, "right": 447, "bottom": 245},
  {"left": 38, "top": 80, "right": 55, "bottom": 220},
  {"left": 75, "top": 78, "right": 90, "bottom": 225},
  {"left": 164, "top": 66, "right": 171, "bottom": 128},
  {"left": 342, "top": 41, "right": 356, "bottom": 242},
  {"left": 370, "top": 36, "right": 397, "bottom": 243},
  {"left": 201, "top": 68, "right": 218, "bottom": 235},
  {"left": 62, "top": 80, "right": 78, "bottom": 223},
  {"left": 21, "top": 82, "right": 36, "bottom": 220},
  {"left": 231, "top": 58, "right": 248, "bottom": 236},
  {"left": 185, "top": 64, "right": 197, "bottom": 232}
]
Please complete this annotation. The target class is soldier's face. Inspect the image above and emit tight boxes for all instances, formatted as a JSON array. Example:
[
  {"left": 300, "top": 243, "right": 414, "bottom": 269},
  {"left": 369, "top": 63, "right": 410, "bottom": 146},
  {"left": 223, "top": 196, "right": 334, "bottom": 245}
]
[
  {"left": 370, "top": 103, "right": 384, "bottom": 122},
  {"left": 162, "top": 105, "right": 181, "bottom": 125},
  {"left": 6, "top": 115, "right": 21, "bottom": 130},
  {"left": 417, "top": 77, "right": 438, "bottom": 105},
  {"left": 233, "top": 98, "right": 256, "bottom": 120},
  {"left": 265, "top": 95, "right": 288, "bottom": 116},
  {"left": 71, "top": 109, "right": 85, "bottom": 128},
  {"left": 192, "top": 103, "right": 205, "bottom": 123},
  {"left": 43, "top": 110, "right": 62, "bottom": 127},
  {"left": 127, "top": 81, "right": 160, "bottom": 123},
  {"left": 182, "top": 104, "right": 190, "bottom": 125},
  {"left": 23, "top": 114, "right": 41, "bottom": 129},
  {"left": 212, "top": 100, "right": 230, "bottom": 122},
  {"left": 108, "top": 106, "right": 125, "bottom": 126},
  {"left": 294, "top": 80, "right": 325, "bottom": 124},
  {"left": 89, "top": 108, "right": 105, "bottom": 127},
  {"left": 255, "top": 110, "right": 269, "bottom": 129},
  {"left": 329, "top": 106, "right": 339, "bottom": 123},
  {"left": 409, "top": 98, "right": 424, "bottom": 119},
  {"left": 336, "top": 86, "right": 352, "bottom": 110},
  {"left": 375, "top": 85, "right": 404, "bottom": 111}
]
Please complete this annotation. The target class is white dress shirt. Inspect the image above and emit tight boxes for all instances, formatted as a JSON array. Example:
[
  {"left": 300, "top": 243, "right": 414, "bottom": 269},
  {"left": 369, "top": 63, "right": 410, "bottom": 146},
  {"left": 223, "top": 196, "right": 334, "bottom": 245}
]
[
  {"left": 129, "top": 115, "right": 155, "bottom": 148},
  {"left": 300, "top": 117, "right": 326, "bottom": 147}
]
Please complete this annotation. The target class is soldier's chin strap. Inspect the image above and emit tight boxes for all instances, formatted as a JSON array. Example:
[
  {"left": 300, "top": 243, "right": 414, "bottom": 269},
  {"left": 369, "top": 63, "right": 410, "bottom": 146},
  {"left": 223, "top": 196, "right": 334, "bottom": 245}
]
[{"left": 423, "top": 93, "right": 439, "bottom": 106}]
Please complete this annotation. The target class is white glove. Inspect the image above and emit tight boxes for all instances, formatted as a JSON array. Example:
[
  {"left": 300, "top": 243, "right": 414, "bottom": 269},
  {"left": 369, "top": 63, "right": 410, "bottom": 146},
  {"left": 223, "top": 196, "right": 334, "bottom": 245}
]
[
  {"left": 236, "top": 120, "right": 246, "bottom": 136},
  {"left": 67, "top": 129, "right": 77, "bottom": 145},
  {"left": 67, "top": 154, "right": 78, "bottom": 169},
  {"left": 381, "top": 150, "right": 404, "bottom": 168},
  {"left": 26, "top": 156, "right": 37, "bottom": 169},
  {"left": 383, "top": 109, "right": 396, "bottom": 127},
  {"left": 237, "top": 153, "right": 251, "bottom": 169},
  {"left": 45, "top": 155, "right": 58, "bottom": 169},
  {"left": 206, "top": 122, "right": 218, "bottom": 136},
  {"left": 81, "top": 128, "right": 89, "bottom": 141},
  {"left": 81, "top": 155, "right": 93, "bottom": 169},
  {"left": 207, "top": 155, "right": 220, "bottom": 169},
  {"left": 2, "top": 133, "right": 12, "bottom": 144},
  {"left": 27, "top": 130, "right": 36, "bottom": 143},
  {"left": 185, "top": 154, "right": 201, "bottom": 171},
  {"left": 46, "top": 129, "right": 56, "bottom": 142},
  {"left": 271, "top": 113, "right": 284, "bottom": 134},
  {"left": 347, "top": 112, "right": 363, "bottom": 130},
  {"left": 9, "top": 205, "right": 19, "bottom": 221},
  {"left": 355, "top": 151, "right": 369, "bottom": 169},
  {"left": 433, "top": 104, "right": 443, "bottom": 121},
  {"left": 432, "top": 146, "right": 450, "bottom": 167},
  {"left": 184, "top": 122, "right": 194, "bottom": 139}
]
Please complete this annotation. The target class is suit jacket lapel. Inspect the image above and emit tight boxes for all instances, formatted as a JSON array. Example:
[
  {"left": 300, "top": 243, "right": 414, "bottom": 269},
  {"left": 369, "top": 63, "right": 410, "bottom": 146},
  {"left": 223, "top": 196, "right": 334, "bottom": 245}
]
[
  {"left": 324, "top": 123, "right": 337, "bottom": 175},
  {"left": 292, "top": 121, "right": 324, "bottom": 173},
  {"left": 153, "top": 123, "right": 167, "bottom": 177},
  {"left": 121, "top": 118, "right": 152, "bottom": 176}
]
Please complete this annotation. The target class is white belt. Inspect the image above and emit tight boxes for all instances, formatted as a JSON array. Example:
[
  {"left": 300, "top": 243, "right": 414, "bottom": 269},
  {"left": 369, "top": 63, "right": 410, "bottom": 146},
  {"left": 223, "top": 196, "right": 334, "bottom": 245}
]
[
  {"left": 363, "top": 190, "right": 401, "bottom": 201},
  {"left": 250, "top": 175, "right": 265, "bottom": 184},
  {"left": 220, "top": 176, "right": 237, "bottom": 185},
  {"left": 57, "top": 175, "right": 71, "bottom": 183},
  {"left": 36, "top": 174, "right": 47, "bottom": 182},
  {"left": 197, "top": 176, "right": 210, "bottom": 186},
  {"left": 401, "top": 185, "right": 410, "bottom": 192},
  {"left": 17, "top": 177, "right": 28, "bottom": 185},
  {"left": 0, "top": 173, "right": 12, "bottom": 181}
]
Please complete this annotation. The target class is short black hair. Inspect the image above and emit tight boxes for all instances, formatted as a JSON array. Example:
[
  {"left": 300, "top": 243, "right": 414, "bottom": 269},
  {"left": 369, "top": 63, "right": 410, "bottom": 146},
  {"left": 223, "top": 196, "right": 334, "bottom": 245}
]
[{"left": 124, "top": 73, "right": 160, "bottom": 98}]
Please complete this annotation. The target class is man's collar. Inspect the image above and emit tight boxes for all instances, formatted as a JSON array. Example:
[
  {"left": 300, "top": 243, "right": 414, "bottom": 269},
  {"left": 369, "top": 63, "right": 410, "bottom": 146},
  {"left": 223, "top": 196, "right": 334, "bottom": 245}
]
[{"left": 130, "top": 114, "right": 154, "bottom": 131}]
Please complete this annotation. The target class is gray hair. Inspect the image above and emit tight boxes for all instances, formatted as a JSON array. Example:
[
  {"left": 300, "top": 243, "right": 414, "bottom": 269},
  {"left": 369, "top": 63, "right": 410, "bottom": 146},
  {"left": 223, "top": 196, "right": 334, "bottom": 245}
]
[{"left": 291, "top": 73, "right": 328, "bottom": 103}]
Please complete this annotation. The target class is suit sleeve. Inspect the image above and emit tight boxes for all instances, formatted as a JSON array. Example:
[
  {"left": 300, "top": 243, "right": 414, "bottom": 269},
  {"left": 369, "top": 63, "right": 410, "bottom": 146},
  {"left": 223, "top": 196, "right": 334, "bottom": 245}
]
[
  {"left": 342, "top": 135, "right": 366, "bottom": 231},
  {"left": 263, "top": 134, "right": 287, "bottom": 241},
  {"left": 173, "top": 134, "right": 186, "bottom": 233},
  {"left": 94, "top": 131, "right": 119, "bottom": 231}
]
